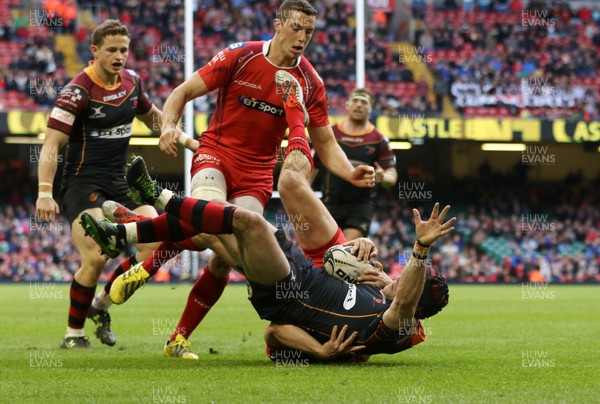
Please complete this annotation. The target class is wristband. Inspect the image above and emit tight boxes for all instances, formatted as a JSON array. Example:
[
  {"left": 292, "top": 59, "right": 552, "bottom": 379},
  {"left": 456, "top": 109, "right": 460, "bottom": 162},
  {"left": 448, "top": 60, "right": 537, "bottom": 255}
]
[
  {"left": 416, "top": 239, "right": 431, "bottom": 248},
  {"left": 412, "top": 250, "right": 429, "bottom": 260},
  {"left": 412, "top": 242, "right": 430, "bottom": 260},
  {"left": 39, "top": 182, "right": 53, "bottom": 188},
  {"left": 178, "top": 132, "right": 191, "bottom": 147},
  {"left": 38, "top": 191, "right": 53, "bottom": 199}
]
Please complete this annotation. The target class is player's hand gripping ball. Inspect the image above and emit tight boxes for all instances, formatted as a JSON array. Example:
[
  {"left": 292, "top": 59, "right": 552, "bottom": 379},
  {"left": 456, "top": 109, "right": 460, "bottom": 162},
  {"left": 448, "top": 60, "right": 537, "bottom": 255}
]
[{"left": 323, "top": 245, "right": 375, "bottom": 284}]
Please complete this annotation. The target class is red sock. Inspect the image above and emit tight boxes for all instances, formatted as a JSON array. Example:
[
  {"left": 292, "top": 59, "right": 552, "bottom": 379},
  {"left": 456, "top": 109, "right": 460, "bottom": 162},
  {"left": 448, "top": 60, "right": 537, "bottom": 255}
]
[
  {"left": 285, "top": 105, "right": 306, "bottom": 139},
  {"left": 103, "top": 255, "right": 137, "bottom": 295},
  {"left": 68, "top": 279, "right": 96, "bottom": 329},
  {"left": 283, "top": 104, "right": 313, "bottom": 167},
  {"left": 169, "top": 266, "right": 229, "bottom": 341},
  {"left": 142, "top": 242, "right": 183, "bottom": 276},
  {"left": 284, "top": 137, "right": 313, "bottom": 168}
]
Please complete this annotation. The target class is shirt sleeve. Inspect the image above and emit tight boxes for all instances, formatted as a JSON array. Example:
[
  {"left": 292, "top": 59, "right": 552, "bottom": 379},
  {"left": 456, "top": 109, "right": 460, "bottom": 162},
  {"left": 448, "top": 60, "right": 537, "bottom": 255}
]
[
  {"left": 377, "top": 135, "right": 396, "bottom": 169},
  {"left": 197, "top": 45, "right": 242, "bottom": 91},
  {"left": 46, "top": 84, "right": 88, "bottom": 136},
  {"left": 134, "top": 72, "right": 153, "bottom": 115}
]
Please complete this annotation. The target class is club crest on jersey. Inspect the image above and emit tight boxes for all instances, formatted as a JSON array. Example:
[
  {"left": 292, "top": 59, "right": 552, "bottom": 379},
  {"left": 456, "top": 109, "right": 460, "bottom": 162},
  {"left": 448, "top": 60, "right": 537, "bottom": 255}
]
[
  {"left": 238, "top": 96, "right": 285, "bottom": 117},
  {"left": 89, "top": 105, "right": 106, "bottom": 119}
]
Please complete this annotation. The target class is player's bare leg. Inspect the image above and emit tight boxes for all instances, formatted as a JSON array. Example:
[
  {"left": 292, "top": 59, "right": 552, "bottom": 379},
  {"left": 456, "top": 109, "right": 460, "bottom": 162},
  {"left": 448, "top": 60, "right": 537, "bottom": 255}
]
[
  {"left": 86, "top": 204, "right": 158, "bottom": 345},
  {"left": 277, "top": 150, "right": 339, "bottom": 252},
  {"left": 163, "top": 170, "right": 264, "bottom": 359},
  {"left": 62, "top": 208, "right": 109, "bottom": 349}
]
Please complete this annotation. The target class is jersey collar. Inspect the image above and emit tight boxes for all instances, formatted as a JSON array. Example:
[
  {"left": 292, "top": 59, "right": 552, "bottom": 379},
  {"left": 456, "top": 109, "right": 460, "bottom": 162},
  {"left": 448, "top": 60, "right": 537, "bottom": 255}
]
[
  {"left": 84, "top": 61, "right": 122, "bottom": 90},
  {"left": 262, "top": 40, "right": 300, "bottom": 69}
]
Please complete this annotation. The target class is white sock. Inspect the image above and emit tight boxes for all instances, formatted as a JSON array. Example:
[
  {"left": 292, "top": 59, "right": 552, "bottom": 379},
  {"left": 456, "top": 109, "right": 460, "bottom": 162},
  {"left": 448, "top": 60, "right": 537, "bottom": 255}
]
[
  {"left": 155, "top": 189, "right": 174, "bottom": 211},
  {"left": 65, "top": 327, "right": 85, "bottom": 338},
  {"left": 124, "top": 222, "right": 139, "bottom": 244},
  {"left": 92, "top": 290, "right": 112, "bottom": 311}
]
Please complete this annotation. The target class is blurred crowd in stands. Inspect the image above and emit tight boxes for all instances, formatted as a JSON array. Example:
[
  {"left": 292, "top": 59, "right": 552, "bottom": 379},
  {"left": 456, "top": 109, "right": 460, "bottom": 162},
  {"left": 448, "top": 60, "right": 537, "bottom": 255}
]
[
  {"left": 0, "top": 0, "right": 598, "bottom": 119},
  {"left": 1, "top": 152, "right": 598, "bottom": 284},
  {"left": 424, "top": 0, "right": 600, "bottom": 119}
]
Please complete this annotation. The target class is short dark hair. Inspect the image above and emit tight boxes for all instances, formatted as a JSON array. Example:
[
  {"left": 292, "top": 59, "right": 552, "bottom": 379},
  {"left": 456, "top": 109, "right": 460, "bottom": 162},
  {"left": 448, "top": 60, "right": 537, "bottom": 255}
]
[
  {"left": 277, "top": 0, "right": 318, "bottom": 22},
  {"left": 92, "top": 19, "right": 130, "bottom": 47}
]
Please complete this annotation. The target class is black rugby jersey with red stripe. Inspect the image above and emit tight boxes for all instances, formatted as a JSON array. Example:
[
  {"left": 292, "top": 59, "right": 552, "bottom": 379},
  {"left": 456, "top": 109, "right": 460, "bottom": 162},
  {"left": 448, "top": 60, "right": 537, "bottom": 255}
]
[{"left": 46, "top": 62, "right": 152, "bottom": 179}]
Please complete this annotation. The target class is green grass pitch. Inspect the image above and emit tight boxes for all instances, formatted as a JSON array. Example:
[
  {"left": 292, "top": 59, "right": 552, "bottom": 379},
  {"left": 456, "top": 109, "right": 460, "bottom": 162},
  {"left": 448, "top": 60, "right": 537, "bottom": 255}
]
[{"left": 1, "top": 283, "right": 598, "bottom": 403}]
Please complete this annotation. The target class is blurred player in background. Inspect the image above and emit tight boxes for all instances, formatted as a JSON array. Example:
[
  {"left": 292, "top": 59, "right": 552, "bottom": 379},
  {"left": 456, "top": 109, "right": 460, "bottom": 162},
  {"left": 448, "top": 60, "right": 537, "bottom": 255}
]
[
  {"left": 35, "top": 19, "right": 195, "bottom": 349},
  {"left": 313, "top": 88, "right": 398, "bottom": 239},
  {"left": 128, "top": 0, "right": 375, "bottom": 357}
]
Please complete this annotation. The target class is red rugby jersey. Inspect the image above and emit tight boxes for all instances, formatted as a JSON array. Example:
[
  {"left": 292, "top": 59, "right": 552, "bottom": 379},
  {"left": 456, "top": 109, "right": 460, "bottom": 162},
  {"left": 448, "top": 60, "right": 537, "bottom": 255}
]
[{"left": 198, "top": 41, "right": 330, "bottom": 168}]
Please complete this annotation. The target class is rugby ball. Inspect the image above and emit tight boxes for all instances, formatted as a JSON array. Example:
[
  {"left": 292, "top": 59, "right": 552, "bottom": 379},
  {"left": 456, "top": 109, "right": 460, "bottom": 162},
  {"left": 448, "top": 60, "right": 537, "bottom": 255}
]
[{"left": 323, "top": 245, "right": 373, "bottom": 284}]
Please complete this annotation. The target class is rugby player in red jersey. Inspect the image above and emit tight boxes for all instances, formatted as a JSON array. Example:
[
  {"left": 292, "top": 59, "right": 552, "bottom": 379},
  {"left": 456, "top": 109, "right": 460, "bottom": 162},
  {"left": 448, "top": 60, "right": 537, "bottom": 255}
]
[
  {"left": 107, "top": 0, "right": 374, "bottom": 357},
  {"left": 35, "top": 20, "right": 196, "bottom": 349}
]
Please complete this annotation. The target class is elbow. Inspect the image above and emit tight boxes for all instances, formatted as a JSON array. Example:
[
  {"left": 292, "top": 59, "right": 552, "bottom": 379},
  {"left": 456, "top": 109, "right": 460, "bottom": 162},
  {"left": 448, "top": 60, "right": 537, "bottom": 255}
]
[{"left": 264, "top": 323, "right": 283, "bottom": 347}]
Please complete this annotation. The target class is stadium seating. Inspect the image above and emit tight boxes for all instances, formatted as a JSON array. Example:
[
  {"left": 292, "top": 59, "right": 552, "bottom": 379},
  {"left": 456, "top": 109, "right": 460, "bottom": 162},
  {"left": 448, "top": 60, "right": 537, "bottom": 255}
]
[{"left": 1, "top": 1, "right": 598, "bottom": 119}]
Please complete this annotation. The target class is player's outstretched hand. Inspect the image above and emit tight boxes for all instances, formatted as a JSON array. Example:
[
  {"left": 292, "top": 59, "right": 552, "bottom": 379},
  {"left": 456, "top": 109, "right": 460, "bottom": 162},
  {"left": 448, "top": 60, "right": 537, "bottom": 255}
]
[
  {"left": 350, "top": 165, "right": 375, "bottom": 188},
  {"left": 413, "top": 202, "right": 456, "bottom": 246},
  {"left": 319, "top": 325, "right": 366, "bottom": 361},
  {"left": 36, "top": 196, "right": 60, "bottom": 222},
  {"left": 343, "top": 238, "right": 378, "bottom": 262},
  {"left": 159, "top": 126, "right": 180, "bottom": 157}
]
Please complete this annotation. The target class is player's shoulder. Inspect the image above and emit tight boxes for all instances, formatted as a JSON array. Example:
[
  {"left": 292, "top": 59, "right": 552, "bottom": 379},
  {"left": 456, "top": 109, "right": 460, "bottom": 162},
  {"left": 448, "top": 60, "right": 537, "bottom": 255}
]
[
  {"left": 64, "top": 70, "right": 92, "bottom": 94},
  {"left": 373, "top": 126, "right": 388, "bottom": 141},
  {"left": 54, "top": 70, "right": 90, "bottom": 112},
  {"left": 331, "top": 122, "right": 343, "bottom": 135},
  {"left": 297, "top": 56, "right": 324, "bottom": 87},
  {"left": 365, "top": 123, "right": 388, "bottom": 143},
  {"left": 224, "top": 41, "right": 263, "bottom": 57},
  {"left": 122, "top": 68, "right": 140, "bottom": 84}
]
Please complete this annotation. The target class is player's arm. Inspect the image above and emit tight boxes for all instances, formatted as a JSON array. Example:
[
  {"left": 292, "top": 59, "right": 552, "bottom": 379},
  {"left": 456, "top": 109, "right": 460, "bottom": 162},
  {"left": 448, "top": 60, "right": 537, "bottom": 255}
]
[
  {"left": 264, "top": 323, "right": 365, "bottom": 361},
  {"left": 374, "top": 137, "right": 397, "bottom": 188},
  {"left": 138, "top": 105, "right": 198, "bottom": 156},
  {"left": 308, "top": 125, "right": 375, "bottom": 188},
  {"left": 35, "top": 128, "right": 69, "bottom": 222},
  {"left": 382, "top": 203, "right": 456, "bottom": 329},
  {"left": 374, "top": 162, "right": 397, "bottom": 189},
  {"left": 160, "top": 73, "right": 210, "bottom": 156}
]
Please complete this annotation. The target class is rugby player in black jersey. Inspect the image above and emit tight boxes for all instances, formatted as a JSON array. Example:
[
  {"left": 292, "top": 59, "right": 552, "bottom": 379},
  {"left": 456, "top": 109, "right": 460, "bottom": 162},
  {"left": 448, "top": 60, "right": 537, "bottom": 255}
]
[
  {"left": 80, "top": 149, "right": 454, "bottom": 361},
  {"left": 35, "top": 19, "right": 196, "bottom": 349},
  {"left": 312, "top": 88, "right": 397, "bottom": 239}
]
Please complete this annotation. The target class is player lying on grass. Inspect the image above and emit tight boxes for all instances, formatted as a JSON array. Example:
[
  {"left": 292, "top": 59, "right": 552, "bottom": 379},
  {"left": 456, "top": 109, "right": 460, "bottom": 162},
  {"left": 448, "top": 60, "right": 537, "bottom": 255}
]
[
  {"left": 97, "top": 149, "right": 448, "bottom": 361},
  {"left": 80, "top": 155, "right": 455, "bottom": 360}
]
